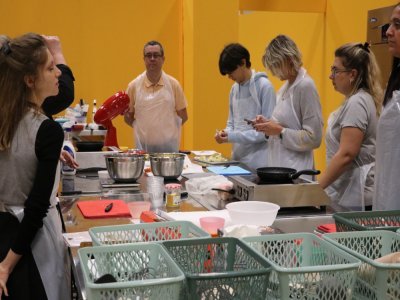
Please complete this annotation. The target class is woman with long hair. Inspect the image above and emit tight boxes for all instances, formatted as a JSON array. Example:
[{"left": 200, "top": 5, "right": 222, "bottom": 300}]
[
  {"left": 0, "top": 33, "right": 70, "bottom": 299},
  {"left": 319, "top": 43, "right": 383, "bottom": 210}
]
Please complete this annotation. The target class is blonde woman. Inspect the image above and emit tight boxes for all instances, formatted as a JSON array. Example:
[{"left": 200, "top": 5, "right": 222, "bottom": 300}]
[
  {"left": 319, "top": 43, "right": 382, "bottom": 210},
  {"left": 253, "top": 35, "right": 323, "bottom": 173}
]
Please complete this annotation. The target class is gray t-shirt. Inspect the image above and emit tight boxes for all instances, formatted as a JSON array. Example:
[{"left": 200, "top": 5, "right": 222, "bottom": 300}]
[
  {"left": 329, "top": 89, "right": 377, "bottom": 166},
  {"left": 327, "top": 89, "right": 377, "bottom": 206}
]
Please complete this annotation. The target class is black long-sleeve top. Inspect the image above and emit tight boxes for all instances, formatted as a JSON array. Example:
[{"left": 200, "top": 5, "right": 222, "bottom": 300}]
[
  {"left": 42, "top": 64, "right": 75, "bottom": 118},
  {"left": 11, "top": 120, "right": 64, "bottom": 254}
]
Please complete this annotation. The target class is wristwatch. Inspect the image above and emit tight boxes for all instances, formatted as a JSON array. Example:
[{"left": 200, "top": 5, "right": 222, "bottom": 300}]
[{"left": 280, "top": 128, "right": 286, "bottom": 139}]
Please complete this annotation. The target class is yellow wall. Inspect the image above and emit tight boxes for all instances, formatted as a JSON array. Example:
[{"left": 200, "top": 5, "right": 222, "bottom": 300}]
[
  {"left": 183, "top": 0, "right": 239, "bottom": 156},
  {"left": 1, "top": 0, "right": 396, "bottom": 170},
  {"left": 0, "top": 0, "right": 183, "bottom": 149}
]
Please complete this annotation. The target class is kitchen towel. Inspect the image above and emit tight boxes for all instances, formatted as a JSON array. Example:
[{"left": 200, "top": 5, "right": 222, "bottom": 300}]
[
  {"left": 206, "top": 166, "right": 251, "bottom": 176},
  {"left": 77, "top": 200, "right": 131, "bottom": 218}
]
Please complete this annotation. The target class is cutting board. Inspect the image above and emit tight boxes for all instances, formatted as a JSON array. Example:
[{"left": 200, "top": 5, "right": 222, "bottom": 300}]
[
  {"left": 77, "top": 200, "right": 131, "bottom": 219},
  {"left": 206, "top": 166, "right": 251, "bottom": 176}
]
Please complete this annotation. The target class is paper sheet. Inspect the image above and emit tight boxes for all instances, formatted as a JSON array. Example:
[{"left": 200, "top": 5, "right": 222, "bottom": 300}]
[{"left": 63, "top": 231, "right": 91, "bottom": 247}]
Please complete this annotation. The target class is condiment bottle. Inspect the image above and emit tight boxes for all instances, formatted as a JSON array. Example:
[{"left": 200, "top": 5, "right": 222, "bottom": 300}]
[
  {"left": 61, "top": 128, "right": 76, "bottom": 175},
  {"left": 165, "top": 183, "right": 182, "bottom": 208}
]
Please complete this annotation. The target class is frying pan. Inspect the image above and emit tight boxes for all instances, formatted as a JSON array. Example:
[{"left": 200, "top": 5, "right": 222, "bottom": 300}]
[
  {"left": 76, "top": 141, "right": 104, "bottom": 152},
  {"left": 256, "top": 167, "right": 320, "bottom": 183}
]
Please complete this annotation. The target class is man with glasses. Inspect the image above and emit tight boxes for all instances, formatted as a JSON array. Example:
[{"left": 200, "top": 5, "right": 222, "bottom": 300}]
[{"left": 124, "top": 40, "right": 188, "bottom": 152}]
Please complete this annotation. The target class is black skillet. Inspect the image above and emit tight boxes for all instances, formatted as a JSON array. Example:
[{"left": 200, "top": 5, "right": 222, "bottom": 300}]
[{"left": 256, "top": 167, "right": 320, "bottom": 183}]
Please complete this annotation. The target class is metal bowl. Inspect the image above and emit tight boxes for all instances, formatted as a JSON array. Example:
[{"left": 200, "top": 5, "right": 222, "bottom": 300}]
[
  {"left": 149, "top": 153, "right": 185, "bottom": 179},
  {"left": 104, "top": 153, "right": 145, "bottom": 182}
]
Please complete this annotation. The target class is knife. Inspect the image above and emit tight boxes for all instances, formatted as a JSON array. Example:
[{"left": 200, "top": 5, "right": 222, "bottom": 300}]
[{"left": 60, "top": 190, "right": 101, "bottom": 196}]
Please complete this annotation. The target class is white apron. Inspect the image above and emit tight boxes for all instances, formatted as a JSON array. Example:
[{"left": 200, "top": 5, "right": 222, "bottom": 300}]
[
  {"left": 373, "top": 91, "right": 400, "bottom": 210},
  {"left": 268, "top": 68, "right": 314, "bottom": 171},
  {"left": 325, "top": 109, "right": 372, "bottom": 210},
  {"left": 231, "top": 71, "right": 268, "bottom": 169},
  {"left": 133, "top": 71, "right": 181, "bottom": 153},
  {"left": 8, "top": 165, "right": 70, "bottom": 300}
]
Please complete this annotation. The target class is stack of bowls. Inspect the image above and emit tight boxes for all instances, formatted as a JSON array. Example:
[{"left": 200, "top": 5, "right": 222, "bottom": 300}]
[
  {"left": 149, "top": 153, "right": 185, "bottom": 179},
  {"left": 104, "top": 153, "right": 145, "bottom": 182}
]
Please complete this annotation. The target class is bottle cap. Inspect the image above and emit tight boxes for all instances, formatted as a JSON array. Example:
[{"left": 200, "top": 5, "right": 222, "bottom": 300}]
[{"left": 165, "top": 183, "right": 181, "bottom": 190}]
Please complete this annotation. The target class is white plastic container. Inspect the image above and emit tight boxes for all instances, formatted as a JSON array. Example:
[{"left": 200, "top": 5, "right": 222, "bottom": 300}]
[
  {"left": 61, "top": 128, "right": 76, "bottom": 175},
  {"left": 225, "top": 201, "right": 280, "bottom": 226}
]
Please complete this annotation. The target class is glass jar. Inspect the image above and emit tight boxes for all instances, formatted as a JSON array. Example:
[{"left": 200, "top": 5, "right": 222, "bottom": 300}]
[{"left": 165, "top": 183, "right": 182, "bottom": 208}]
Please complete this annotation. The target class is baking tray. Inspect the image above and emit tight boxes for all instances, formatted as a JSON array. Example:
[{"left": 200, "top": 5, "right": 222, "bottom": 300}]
[{"left": 193, "top": 157, "right": 240, "bottom": 165}]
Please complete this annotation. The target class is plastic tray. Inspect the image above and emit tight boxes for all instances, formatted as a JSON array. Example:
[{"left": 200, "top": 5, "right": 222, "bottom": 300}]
[
  {"left": 243, "top": 233, "right": 361, "bottom": 300},
  {"left": 89, "top": 220, "right": 210, "bottom": 246},
  {"left": 333, "top": 210, "right": 400, "bottom": 232},
  {"left": 78, "top": 243, "right": 185, "bottom": 299},
  {"left": 162, "top": 237, "right": 271, "bottom": 300},
  {"left": 323, "top": 230, "right": 400, "bottom": 300}
]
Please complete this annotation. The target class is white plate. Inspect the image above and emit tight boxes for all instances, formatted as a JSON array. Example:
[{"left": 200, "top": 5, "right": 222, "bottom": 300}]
[{"left": 191, "top": 150, "right": 218, "bottom": 156}]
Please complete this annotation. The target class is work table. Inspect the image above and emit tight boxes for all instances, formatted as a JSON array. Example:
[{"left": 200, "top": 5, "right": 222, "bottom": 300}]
[{"left": 59, "top": 170, "right": 343, "bottom": 299}]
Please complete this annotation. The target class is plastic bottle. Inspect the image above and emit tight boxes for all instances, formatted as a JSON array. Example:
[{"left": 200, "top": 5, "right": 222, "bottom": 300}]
[
  {"left": 61, "top": 128, "right": 77, "bottom": 175},
  {"left": 92, "top": 99, "right": 97, "bottom": 124},
  {"left": 165, "top": 183, "right": 182, "bottom": 208}
]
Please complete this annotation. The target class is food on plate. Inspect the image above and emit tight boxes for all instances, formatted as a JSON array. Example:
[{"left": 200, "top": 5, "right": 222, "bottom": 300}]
[{"left": 195, "top": 152, "right": 228, "bottom": 163}]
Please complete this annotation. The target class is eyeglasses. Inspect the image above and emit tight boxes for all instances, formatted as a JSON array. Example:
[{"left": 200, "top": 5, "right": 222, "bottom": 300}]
[
  {"left": 144, "top": 53, "right": 163, "bottom": 59},
  {"left": 330, "top": 67, "right": 350, "bottom": 77}
]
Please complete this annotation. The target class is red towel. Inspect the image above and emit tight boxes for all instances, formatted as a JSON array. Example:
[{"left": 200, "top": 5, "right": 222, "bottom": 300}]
[{"left": 77, "top": 200, "right": 131, "bottom": 218}]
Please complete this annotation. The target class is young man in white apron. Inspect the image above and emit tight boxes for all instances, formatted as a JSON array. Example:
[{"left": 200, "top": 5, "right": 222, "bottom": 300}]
[{"left": 215, "top": 43, "right": 276, "bottom": 170}]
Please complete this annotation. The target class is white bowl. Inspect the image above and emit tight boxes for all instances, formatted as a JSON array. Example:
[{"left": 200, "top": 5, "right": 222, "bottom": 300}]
[{"left": 225, "top": 201, "right": 280, "bottom": 226}]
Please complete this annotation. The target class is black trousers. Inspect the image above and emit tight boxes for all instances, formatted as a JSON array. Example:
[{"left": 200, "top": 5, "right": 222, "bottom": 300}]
[{"left": 0, "top": 212, "right": 47, "bottom": 300}]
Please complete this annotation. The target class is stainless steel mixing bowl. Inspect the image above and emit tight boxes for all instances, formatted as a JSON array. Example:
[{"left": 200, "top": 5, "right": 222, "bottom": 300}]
[
  {"left": 149, "top": 153, "right": 185, "bottom": 179},
  {"left": 105, "top": 153, "right": 145, "bottom": 182}
]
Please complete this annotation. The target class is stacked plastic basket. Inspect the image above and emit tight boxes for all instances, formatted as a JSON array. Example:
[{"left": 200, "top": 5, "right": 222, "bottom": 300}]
[
  {"left": 324, "top": 230, "right": 400, "bottom": 300},
  {"left": 162, "top": 237, "right": 272, "bottom": 300},
  {"left": 330, "top": 210, "right": 400, "bottom": 300},
  {"left": 243, "top": 233, "right": 361, "bottom": 299},
  {"left": 79, "top": 243, "right": 185, "bottom": 299},
  {"left": 79, "top": 221, "right": 210, "bottom": 299},
  {"left": 333, "top": 210, "right": 400, "bottom": 232},
  {"left": 80, "top": 221, "right": 272, "bottom": 299},
  {"left": 89, "top": 220, "right": 209, "bottom": 246}
]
